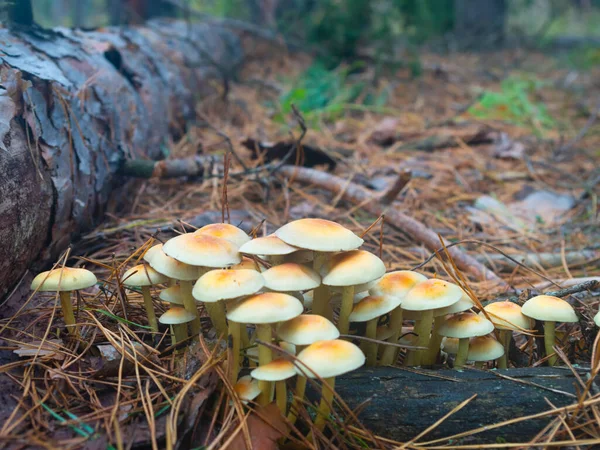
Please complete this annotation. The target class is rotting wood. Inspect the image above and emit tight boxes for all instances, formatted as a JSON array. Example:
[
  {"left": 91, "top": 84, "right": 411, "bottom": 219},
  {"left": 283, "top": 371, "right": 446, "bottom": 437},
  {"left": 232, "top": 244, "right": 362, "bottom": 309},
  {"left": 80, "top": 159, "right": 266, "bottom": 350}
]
[
  {"left": 331, "top": 367, "right": 582, "bottom": 444},
  {"left": 278, "top": 165, "right": 506, "bottom": 286},
  {"left": 0, "top": 20, "right": 243, "bottom": 301}
]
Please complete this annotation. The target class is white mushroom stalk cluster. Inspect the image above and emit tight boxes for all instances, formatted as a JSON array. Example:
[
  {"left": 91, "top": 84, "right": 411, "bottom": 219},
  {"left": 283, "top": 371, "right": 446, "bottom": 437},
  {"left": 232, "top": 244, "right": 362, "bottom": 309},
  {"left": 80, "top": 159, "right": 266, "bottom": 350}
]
[{"left": 30, "top": 217, "right": 585, "bottom": 432}]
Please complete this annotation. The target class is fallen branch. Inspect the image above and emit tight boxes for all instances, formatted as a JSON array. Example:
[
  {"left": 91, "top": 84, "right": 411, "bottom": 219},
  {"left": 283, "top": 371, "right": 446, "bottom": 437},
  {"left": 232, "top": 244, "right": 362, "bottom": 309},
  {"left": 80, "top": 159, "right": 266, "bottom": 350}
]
[
  {"left": 278, "top": 165, "right": 506, "bottom": 286},
  {"left": 121, "top": 155, "right": 223, "bottom": 178}
]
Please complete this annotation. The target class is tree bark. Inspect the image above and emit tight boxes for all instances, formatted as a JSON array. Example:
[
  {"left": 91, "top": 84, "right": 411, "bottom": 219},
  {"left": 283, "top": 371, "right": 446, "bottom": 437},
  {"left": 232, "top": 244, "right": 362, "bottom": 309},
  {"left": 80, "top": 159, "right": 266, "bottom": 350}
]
[
  {"left": 332, "top": 367, "right": 581, "bottom": 444},
  {"left": 0, "top": 20, "right": 243, "bottom": 301}
]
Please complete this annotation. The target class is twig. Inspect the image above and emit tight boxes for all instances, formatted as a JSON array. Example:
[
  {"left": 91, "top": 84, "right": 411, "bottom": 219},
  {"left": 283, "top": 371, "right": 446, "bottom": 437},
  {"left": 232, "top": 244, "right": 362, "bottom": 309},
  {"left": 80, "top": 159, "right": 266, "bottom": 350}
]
[
  {"left": 278, "top": 165, "right": 506, "bottom": 286},
  {"left": 196, "top": 116, "right": 248, "bottom": 171},
  {"left": 557, "top": 99, "right": 600, "bottom": 155},
  {"left": 380, "top": 169, "right": 411, "bottom": 205}
]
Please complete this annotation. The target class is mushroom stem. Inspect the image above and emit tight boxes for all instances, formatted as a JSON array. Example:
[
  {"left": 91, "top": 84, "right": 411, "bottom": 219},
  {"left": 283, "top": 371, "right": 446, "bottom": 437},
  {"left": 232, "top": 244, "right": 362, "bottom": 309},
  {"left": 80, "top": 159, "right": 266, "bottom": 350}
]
[
  {"left": 229, "top": 320, "right": 241, "bottom": 384},
  {"left": 172, "top": 323, "right": 188, "bottom": 347},
  {"left": 311, "top": 252, "right": 330, "bottom": 318},
  {"left": 276, "top": 380, "right": 287, "bottom": 414},
  {"left": 314, "top": 377, "right": 336, "bottom": 432},
  {"left": 380, "top": 306, "right": 403, "bottom": 366},
  {"left": 168, "top": 278, "right": 177, "bottom": 287},
  {"left": 288, "top": 344, "right": 306, "bottom": 424},
  {"left": 141, "top": 286, "right": 158, "bottom": 332},
  {"left": 205, "top": 301, "right": 228, "bottom": 339},
  {"left": 59, "top": 291, "right": 77, "bottom": 334},
  {"left": 422, "top": 315, "right": 445, "bottom": 366},
  {"left": 497, "top": 330, "right": 510, "bottom": 369},
  {"left": 270, "top": 255, "right": 285, "bottom": 265},
  {"left": 454, "top": 337, "right": 469, "bottom": 369},
  {"left": 179, "top": 281, "right": 201, "bottom": 336},
  {"left": 413, "top": 309, "right": 433, "bottom": 366},
  {"left": 256, "top": 324, "right": 273, "bottom": 405},
  {"left": 362, "top": 318, "right": 378, "bottom": 366},
  {"left": 544, "top": 321, "right": 557, "bottom": 366},
  {"left": 337, "top": 285, "right": 355, "bottom": 336},
  {"left": 474, "top": 361, "right": 484, "bottom": 369}
]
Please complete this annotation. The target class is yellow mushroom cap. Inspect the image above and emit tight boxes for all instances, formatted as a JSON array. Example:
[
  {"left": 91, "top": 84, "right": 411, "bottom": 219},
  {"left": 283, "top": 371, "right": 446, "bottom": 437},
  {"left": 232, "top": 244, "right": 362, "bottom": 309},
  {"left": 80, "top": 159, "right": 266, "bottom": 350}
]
[
  {"left": 239, "top": 235, "right": 299, "bottom": 256},
  {"left": 369, "top": 271, "right": 428, "bottom": 300},
  {"left": 296, "top": 339, "right": 365, "bottom": 378},
  {"left": 402, "top": 279, "right": 463, "bottom": 312},
  {"left": 434, "top": 291, "right": 475, "bottom": 317},
  {"left": 320, "top": 250, "right": 386, "bottom": 287},
  {"left": 595, "top": 311, "right": 600, "bottom": 327},
  {"left": 482, "top": 301, "right": 532, "bottom": 331},
  {"left": 262, "top": 263, "right": 321, "bottom": 292},
  {"left": 145, "top": 244, "right": 199, "bottom": 281},
  {"left": 438, "top": 312, "right": 495, "bottom": 339},
  {"left": 277, "top": 314, "right": 340, "bottom": 345},
  {"left": 231, "top": 256, "right": 265, "bottom": 272},
  {"left": 158, "top": 307, "right": 196, "bottom": 325},
  {"left": 159, "top": 285, "right": 185, "bottom": 305},
  {"left": 349, "top": 295, "right": 402, "bottom": 322},
  {"left": 226, "top": 292, "right": 303, "bottom": 324},
  {"left": 250, "top": 358, "right": 296, "bottom": 381},
  {"left": 143, "top": 244, "right": 162, "bottom": 264},
  {"left": 193, "top": 269, "right": 264, "bottom": 303},
  {"left": 122, "top": 264, "right": 167, "bottom": 287},
  {"left": 194, "top": 223, "right": 250, "bottom": 247},
  {"left": 163, "top": 234, "right": 241, "bottom": 268},
  {"left": 275, "top": 218, "right": 363, "bottom": 252},
  {"left": 522, "top": 295, "right": 578, "bottom": 323},
  {"left": 234, "top": 375, "right": 261, "bottom": 403},
  {"left": 31, "top": 267, "right": 97, "bottom": 292},
  {"left": 468, "top": 335, "right": 505, "bottom": 362}
]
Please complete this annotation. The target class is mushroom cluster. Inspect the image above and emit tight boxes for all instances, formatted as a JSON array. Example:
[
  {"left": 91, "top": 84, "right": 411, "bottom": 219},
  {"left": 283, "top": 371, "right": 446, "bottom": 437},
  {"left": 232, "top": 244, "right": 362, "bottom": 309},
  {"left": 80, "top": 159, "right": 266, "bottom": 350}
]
[{"left": 29, "top": 217, "right": 584, "bottom": 433}]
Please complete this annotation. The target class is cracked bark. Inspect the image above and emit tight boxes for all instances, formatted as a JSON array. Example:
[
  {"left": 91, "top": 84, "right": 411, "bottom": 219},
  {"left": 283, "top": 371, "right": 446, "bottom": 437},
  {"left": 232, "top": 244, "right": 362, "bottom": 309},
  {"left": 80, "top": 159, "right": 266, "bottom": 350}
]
[{"left": 0, "top": 20, "right": 242, "bottom": 301}]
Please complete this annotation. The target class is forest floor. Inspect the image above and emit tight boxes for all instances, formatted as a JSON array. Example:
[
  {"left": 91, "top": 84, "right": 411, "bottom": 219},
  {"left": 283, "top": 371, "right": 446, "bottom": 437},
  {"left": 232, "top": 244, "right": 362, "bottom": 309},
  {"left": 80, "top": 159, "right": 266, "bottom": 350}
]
[{"left": 1, "top": 44, "right": 600, "bottom": 449}]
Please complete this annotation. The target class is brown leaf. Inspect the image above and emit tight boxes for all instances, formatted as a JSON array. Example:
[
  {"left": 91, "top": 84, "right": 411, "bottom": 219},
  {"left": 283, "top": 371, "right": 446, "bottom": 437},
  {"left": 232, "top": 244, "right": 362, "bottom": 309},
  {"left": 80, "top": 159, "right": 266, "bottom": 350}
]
[{"left": 225, "top": 403, "right": 289, "bottom": 450}]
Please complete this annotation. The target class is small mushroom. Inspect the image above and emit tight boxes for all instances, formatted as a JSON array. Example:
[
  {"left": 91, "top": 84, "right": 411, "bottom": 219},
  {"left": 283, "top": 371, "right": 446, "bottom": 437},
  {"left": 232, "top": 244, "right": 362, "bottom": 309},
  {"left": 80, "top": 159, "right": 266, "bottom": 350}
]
[
  {"left": 239, "top": 234, "right": 299, "bottom": 265},
  {"left": 468, "top": 334, "right": 505, "bottom": 368},
  {"left": 402, "top": 279, "right": 463, "bottom": 366},
  {"left": 438, "top": 312, "right": 494, "bottom": 369},
  {"left": 349, "top": 295, "right": 402, "bottom": 366},
  {"left": 296, "top": 340, "right": 365, "bottom": 432},
  {"left": 320, "top": 250, "right": 386, "bottom": 335},
  {"left": 227, "top": 292, "right": 303, "bottom": 405},
  {"left": 369, "top": 270, "right": 427, "bottom": 365},
  {"left": 251, "top": 359, "right": 296, "bottom": 413},
  {"left": 522, "top": 295, "right": 578, "bottom": 366},
  {"left": 193, "top": 223, "right": 251, "bottom": 247},
  {"left": 159, "top": 285, "right": 185, "bottom": 306},
  {"left": 31, "top": 267, "right": 97, "bottom": 335},
  {"left": 481, "top": 301, "right": 532, "bottom": 369},
  {"left": 158, "top": 307, "right": 196, "bottom": 347},
  {"left": 121, "top": 264, "right": 167, "bottom": 332},
  {"left": 275, "top": 218, "right": 363, "bottom": 318},
  {"left": 262, "top": 262, "right": 321, "bottom": 292},
  {"left": 233, "top": 375, "right": 262, "bottom": 404}
]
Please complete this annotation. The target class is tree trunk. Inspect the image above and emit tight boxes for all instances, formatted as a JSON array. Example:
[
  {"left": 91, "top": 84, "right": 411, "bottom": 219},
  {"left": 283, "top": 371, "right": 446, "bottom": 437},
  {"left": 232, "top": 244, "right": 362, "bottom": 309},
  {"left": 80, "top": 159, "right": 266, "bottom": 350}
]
[
  {"left": 332, "top": 367, "right": 581, "bottom": 443},
  {"left": 454, "top": 0, "right": 506, "bottom": 48},
  {"left": 0, "top": 19, "right": 242, "bottom": 302}
]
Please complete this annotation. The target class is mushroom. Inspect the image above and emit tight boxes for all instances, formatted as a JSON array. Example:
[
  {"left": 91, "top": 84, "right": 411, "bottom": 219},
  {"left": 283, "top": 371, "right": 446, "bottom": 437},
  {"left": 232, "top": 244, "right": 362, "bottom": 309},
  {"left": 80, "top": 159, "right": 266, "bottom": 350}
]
[
  {"left": 193, "top": 269, "right": 265, "bottom": 382},
  {"left": 193, "top": 223, "right": 251, "bottom": 247},
  {"left": 320, "top": 250, "right": 386, "bottom": 335},
  {"left": 158, "top": 307, "right": 196, "bottom": 347},
  {"left": 159, "top": 285, "right": 185, "bottom": 306},
  {"left": 522, "top": 295, "right": 578, "bottom": 366},
  {"left": 163, "top": 234, "right": 241, "bottom": 336},
  {"left": 251, "top": 359, "right": 296, "bottom": 413},
  {"left": 262, "top": 262, "right": 321, "bottom": 293},
  {"left": 231, "top": 256, "right": 266, "bottom": 272},
  {"left": 296, "top": 340, "right": 365, "bottom": 431},
  {"left": 227, "top": 292, "right": 303, "bottom": 405},
  {"left": 595, "top": 310, "right": 600, "bottom": 327},
  {"left": 423, "top": 290, "right": 475, "bottom": 365},
  {"left": 402, "top": 279, "right": 463, "bottom": 366},
  {"left": 239, "top": 234, "right": 300, "bottom": 265},
  {"left": 437, "top": 312, "right": 494, "bottom": 369},
  {"left": 369, "top": 270, "right": 428, "bottom": 365},
  {"left": 31, "top": 267, "right": 97, "bottom": 335},
  {"left": 145, "top": 244, "right": 201, "bottom": 334},
  {"left": 481, "top": 301, "right": 532, "bottom": 369},
  {"left": 233, "top": 375, "right": 262, "bottom": 404},
  {"left": 277, "top": 314, "right": 340, "bottom": 423},
  {"left": 121, "top": 264, "right": 167, "bottom": 332},
  {"left": 468, "top": 334, "right": 505, "bottom": 368},
  {"left": 349, "top": 295, "right": 402, "bottom": 366},
  {"left": 275, "top": 218, "right": 363, "bottom": 318}
]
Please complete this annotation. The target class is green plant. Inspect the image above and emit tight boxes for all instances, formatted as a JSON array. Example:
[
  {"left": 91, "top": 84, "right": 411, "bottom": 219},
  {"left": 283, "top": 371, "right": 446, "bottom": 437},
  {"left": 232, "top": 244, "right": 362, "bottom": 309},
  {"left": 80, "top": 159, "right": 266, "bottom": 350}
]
[{"left": 468, "top": 76, "right": 555, "bottom": 134}]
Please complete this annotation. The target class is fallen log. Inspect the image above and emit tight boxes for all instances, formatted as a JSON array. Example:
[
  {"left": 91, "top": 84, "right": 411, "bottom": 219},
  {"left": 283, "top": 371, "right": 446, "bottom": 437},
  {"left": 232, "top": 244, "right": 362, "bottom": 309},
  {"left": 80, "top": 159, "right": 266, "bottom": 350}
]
[
  {"left": 0, "top": 20, "right": 242, "bottom": 300},
  {"left": 333, "top": 367, "right": 583, "bottom": 444},
  {"left": 278, "top": 165, "right": 506, "bottom": 286}
]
